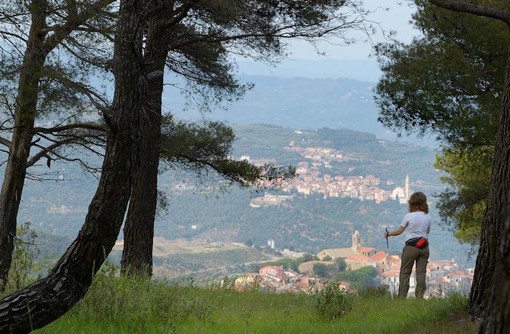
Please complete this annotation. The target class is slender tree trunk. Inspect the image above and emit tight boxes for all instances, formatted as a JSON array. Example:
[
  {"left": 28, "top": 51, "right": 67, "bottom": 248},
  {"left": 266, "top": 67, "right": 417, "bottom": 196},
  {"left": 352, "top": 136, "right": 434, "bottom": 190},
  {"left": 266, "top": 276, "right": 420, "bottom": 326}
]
[
  {"left": 0, "top": 0, "right": 145, "bottom": 331},
  {"left": 476, "top": 31, "right": 510, "bottom": 333},
  {"left": 120, "top": 75, "right": 161, "bottom": 277},
  {"left": 0, "top": 0, "right": 48, "bottom": 291},
  {"left": 120, "top": 9, "right": 169, "bottom": 277}
]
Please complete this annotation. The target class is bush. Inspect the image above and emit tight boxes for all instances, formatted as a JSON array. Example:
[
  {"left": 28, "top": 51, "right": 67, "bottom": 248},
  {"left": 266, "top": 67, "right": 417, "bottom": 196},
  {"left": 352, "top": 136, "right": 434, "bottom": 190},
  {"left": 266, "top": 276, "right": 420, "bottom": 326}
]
[
  {"left": 309, "top": 283, "right": 353, "bottom": 320},
  {"left": 2, "top": 221, "right": 54, "bottom": 294},
  {"left": 74, "top": 264, "right": 213, "bottom": 330},
  {"left": 358, "top": 285, "right": 390, "bottom": 298},
  {"left": 333, "top": 266, "right": 377, "bottom": 290},
  {"left": 300, "top": 253, "right": 318, "bottom": 262},
  {"left": 313, "top": 263, "right": 328, "bottom": 278},
  {"left": 336, "top": 258, "right": 347, "bottom": 272}
]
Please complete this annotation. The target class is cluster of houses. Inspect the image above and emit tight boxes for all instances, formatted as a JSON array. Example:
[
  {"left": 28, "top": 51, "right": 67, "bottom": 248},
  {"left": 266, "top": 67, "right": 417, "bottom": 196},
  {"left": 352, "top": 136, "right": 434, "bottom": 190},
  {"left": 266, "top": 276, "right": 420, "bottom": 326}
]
[
  {"left": 235, "top": 231, "right": 473, "bottom": 298},
  {"left": 286, "top": 154, "right": 411, "bottom": 204},
  {"left": 234, "top": 265, "right": 313, "bottom": 294},
  {"left": 246, "top": 144, "right": 414, "bottom": 205},
  {"left": 249, "top": 171, "right": 411, "bottom": 207}
]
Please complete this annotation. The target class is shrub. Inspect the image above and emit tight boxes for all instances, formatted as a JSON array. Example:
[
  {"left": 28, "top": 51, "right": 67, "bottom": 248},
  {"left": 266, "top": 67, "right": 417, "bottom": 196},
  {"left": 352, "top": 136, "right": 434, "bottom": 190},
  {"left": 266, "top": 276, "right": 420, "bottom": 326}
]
[
  {"left": 336, "top": 258, "right": 347, "bottom": 272},
  {"left": 309, "top": 283, "right": 353, "bottom": 320},
  {"left": 3, "top": 221, "right": 54, "bottom": 294},
  {"left": 313, "top": 263, "right": 328, "bottom": 278},
  {"left": 74, "top": 265, "right": 213, "bottom": 329},
  {"left": 358, "top": 285, "right": 390, "bottom": 298}
]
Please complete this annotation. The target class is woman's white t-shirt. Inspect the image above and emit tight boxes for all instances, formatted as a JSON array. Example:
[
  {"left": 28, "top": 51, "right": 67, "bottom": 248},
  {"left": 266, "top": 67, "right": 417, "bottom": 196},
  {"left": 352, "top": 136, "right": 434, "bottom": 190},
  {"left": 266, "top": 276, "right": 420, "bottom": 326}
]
[{"left": 400, "top": 211, "right": 431, "bottom": 241}]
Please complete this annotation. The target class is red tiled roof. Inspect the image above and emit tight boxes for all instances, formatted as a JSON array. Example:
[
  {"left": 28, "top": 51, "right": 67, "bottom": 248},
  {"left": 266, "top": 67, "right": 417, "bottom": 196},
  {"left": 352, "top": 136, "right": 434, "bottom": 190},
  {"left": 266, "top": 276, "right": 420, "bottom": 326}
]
[
  {"left": 260, "top": 265, "right": 283, "bottom": 271},
  {"left": 435, "top": 277, "right": 447, "bottom": 284},
  {"left": 449, "top": 271, "right": 467, "bottom": 278},
  {"left": 369, "top": 251, "right": 387, "bottom": 261},
  {"left": 358, "top": 247, "right": 375, "bottom": 253},
  {"left": 379, "top": 271, "right": 399, "bottom": 278},
  {"left": 346, "top": 255, "right": 370, "bottom": 263},
  {"left": 339, "top": 281, "right": 350, "bottom": 288}
]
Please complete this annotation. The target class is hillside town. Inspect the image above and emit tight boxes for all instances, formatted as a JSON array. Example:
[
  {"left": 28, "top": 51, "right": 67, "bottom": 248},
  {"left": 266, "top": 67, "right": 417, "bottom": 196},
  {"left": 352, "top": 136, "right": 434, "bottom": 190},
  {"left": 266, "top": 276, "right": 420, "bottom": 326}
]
[
  {"left": 235, "top": 231, "right": 473, "bottom": 298},
  {"left": 284, "top": 143, "right": 412, "bottom": 203},
  {"left": 248, "top": 143, "right": 414, "bottom": 208}
]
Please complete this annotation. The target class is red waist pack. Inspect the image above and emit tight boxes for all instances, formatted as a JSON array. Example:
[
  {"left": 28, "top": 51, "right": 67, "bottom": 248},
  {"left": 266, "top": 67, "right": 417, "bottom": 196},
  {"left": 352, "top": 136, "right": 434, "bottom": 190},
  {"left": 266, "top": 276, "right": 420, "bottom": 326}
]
[
  {"left": 406, "top": 237, "right": 429, "bottom": 249},
  {"left": 415, "top": 237, "right": 428, "bottom": 249}
]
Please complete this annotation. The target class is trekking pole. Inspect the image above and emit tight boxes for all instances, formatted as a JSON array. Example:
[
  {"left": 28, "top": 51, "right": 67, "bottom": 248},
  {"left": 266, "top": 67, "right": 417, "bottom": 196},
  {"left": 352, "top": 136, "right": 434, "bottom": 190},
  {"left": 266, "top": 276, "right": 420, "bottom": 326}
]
[{"left": 385, "top": 229, "right": 394, "bottom": 299}]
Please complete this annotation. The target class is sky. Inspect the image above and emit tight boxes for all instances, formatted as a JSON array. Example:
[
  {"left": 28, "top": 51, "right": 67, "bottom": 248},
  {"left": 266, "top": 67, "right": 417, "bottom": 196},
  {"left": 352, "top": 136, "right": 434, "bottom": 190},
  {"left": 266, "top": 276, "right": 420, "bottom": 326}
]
[
  {"left": 237, "top": 0, "right": 421, "bottom": 82},
  {"left": 288, "top": 0, "right": 419, "bottom": 60}
]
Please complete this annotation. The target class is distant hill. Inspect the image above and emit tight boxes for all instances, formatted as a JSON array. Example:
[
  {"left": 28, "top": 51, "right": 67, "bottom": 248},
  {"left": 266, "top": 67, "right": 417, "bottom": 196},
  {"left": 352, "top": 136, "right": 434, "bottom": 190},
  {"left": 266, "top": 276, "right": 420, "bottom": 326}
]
[
  {"left": 165, "top": 75, "right": 436, "bottom": 147},
  {"left": 165, "top": 75, "right": 380, "bottom": 132},
  {"left": 230, "top": 124, "right": 438, "bottom": 184},
  {"left": 235, "top": 59, "right": 383, "bottom": 82},
  {"left": 156, "top": 125, "right": 470, "bottom": 266}
]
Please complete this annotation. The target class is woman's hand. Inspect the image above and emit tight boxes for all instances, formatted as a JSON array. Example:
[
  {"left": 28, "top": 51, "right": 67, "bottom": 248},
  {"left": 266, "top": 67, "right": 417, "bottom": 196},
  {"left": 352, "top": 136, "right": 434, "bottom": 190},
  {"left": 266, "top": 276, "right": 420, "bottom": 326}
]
[{"left": 385, "top": 226, "right": 405, "bottom": 238}]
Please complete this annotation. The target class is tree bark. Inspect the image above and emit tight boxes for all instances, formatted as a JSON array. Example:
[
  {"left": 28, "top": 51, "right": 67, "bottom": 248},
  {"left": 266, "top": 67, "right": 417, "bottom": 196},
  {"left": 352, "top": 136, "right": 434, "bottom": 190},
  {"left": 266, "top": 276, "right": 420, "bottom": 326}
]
[
  {"left": 468, "top": 206, "right": 497, "bottom": 318},
  {"left": 120, "top": 5, "right": 170, "bottom": 277},
  {"left": 0, "top": 0, "right": 145, "bottom": 331},
  {"left": 0, "top": 0, "right": 48, "bottom": 291},
  {"left": 475, "top": 30, "right": 510, "bottom": 334}
]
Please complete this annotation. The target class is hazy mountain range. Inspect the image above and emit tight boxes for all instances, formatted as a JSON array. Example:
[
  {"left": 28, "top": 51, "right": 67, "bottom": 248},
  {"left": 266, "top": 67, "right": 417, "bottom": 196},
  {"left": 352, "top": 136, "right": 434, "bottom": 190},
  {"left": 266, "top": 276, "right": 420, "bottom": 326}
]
[{"left": 163, "top": 72, "right": 436, "bottom": 148}]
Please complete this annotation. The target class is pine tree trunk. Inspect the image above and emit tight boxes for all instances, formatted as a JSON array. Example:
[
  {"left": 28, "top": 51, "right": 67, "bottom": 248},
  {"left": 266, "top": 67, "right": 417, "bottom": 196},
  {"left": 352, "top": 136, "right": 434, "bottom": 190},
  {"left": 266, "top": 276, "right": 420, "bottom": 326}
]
[
  {"left": 0, "top": 129, "right": 32, "bottom": 291},
  {"left": 119, "top": 82, "right": 161, "bottom": 277},
  {"left": 468, "top": 206, "right": 498, "bottom": 318},
  {"left": 476, "top": 32, "right": 510, "bottom": 333},
  {"left": 0, "top": 1, "right": 48, "bottom": 291},
  {"left": 120, "top": 11, "right": 168, "bottom": 278},
  {"left": 0, "top": 0, "right": 145, "bottom": 331}
]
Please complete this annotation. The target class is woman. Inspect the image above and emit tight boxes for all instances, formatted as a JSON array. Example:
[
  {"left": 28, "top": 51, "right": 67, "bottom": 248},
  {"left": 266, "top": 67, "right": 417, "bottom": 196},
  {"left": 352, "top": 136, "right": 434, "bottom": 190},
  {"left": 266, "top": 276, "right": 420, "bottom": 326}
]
[{"left": 384, "top": 191, "right": 431, "bottom": 299}]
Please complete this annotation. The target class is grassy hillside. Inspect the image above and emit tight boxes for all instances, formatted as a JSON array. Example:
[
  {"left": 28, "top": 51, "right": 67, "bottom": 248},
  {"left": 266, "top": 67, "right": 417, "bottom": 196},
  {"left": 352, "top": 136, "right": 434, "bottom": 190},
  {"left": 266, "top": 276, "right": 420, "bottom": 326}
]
[{"left": 33, "top": 272, "right": 478, "bottom": 334}]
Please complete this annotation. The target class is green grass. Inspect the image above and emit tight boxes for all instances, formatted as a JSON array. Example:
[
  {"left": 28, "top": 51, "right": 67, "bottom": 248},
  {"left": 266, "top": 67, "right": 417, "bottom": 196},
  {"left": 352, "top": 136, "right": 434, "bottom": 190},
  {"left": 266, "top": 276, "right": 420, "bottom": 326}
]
[{"left": 34, "top": 273, "right": 478, "bottom": 334}]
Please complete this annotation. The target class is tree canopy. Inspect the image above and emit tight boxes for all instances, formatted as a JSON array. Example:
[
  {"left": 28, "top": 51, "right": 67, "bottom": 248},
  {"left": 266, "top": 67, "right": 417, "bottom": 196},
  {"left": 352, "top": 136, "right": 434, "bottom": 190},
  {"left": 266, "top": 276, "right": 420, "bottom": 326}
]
[
  {"left": 120, "top": 0, "right": 372, "bottom": 277},
  {"left": 0, "top": 0, "right": 374, "bottom": 330},
  {"left": 376, "top": 0, "right": 505, "bottom": 146},
  {"left": 386, "top": 0, "right": 510, "bottom": 329},
  {"left": 375, "top": 0, "right": 507, "bottom": 246}
]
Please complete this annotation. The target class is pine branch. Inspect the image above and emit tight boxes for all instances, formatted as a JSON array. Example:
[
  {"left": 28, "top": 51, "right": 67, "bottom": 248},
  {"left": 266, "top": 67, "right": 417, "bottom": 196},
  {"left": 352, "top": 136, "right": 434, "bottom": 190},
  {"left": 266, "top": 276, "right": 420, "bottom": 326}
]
[{"left": 429, "top": 0, "right": 510, "bottom": 24}]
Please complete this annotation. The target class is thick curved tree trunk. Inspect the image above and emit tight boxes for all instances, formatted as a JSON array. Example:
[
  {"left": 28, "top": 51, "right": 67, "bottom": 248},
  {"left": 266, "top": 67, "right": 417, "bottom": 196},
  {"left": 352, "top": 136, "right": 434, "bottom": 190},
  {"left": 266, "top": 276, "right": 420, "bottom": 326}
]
[
  {"left": 476, "top": 32, "right": 510, "bottom": 334},
  {"left": 0, "top": 0, "right": 145, "bottom": 331},
  {"left": 120, "top": 10, "right": 168, "bottom": 277},
  {"left": 0, "top": 2, "right": 48, "bottom": 290},
  {"left": 0, "top": 129, "right": 137, "bottom": 332}
]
